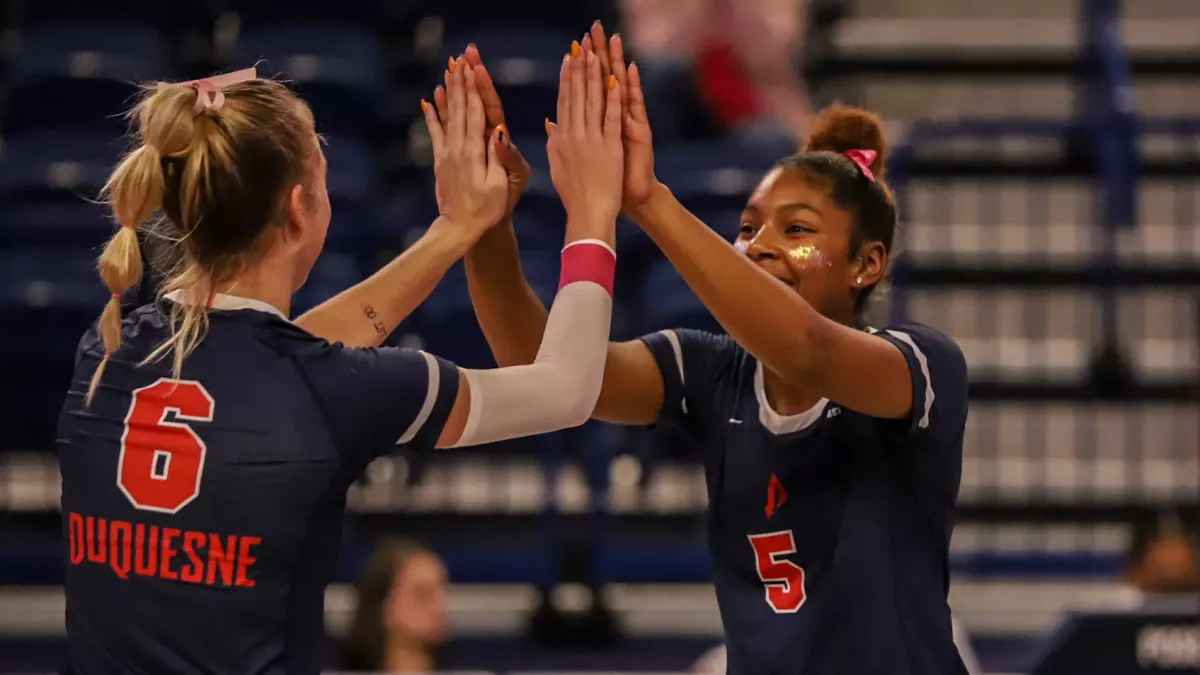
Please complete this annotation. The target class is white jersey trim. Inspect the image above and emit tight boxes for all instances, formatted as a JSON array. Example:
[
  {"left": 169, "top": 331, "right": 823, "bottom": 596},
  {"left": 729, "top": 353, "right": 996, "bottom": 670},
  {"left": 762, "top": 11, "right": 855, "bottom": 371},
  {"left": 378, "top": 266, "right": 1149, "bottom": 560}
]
[
  {"left": 883, "top": 330, "right": 934, "bottom": 429},
  {"left": 162, "top": 290, "right": 288, "bottom": 321},
  {"left": 398, "top": 351, "right": 441, "bottom": 444},
  {"left": 753, "top": 361, "right": 828, "bottom": 435},
  {"left": 661, "top": 330, "right": 688, "bottom": 414}
]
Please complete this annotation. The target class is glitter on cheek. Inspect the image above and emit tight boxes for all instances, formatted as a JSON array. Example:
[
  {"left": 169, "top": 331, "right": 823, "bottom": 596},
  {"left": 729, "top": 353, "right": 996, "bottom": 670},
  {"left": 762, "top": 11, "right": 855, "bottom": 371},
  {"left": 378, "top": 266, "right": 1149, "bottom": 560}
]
[
  {"left": 787, "top": 244, "right": 832, "bottom": 269},
  {"left": 734, "top": 240, "right": 750, "bottom": 254}
]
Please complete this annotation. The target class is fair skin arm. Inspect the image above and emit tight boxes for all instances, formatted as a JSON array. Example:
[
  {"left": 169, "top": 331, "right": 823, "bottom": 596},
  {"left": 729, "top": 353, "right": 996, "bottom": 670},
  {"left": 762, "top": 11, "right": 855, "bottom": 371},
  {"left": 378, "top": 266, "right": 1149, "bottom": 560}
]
[
  {"left": 460, "top": 44, "right": 666, "bottom": 425},
  {"left": 293, "top": 218, "right": 472, "bottom": 348},
  {"left": 589, "top": 24, "right": 914, "bottom": 420}
]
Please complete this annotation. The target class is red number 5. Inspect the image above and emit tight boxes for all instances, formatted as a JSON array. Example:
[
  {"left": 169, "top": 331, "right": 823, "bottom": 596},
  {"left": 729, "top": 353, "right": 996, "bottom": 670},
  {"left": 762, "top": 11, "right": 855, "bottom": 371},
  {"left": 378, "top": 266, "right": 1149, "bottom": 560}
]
[
  {"left": 118, "top": 379, "right": 214, "bottom": 514},
  {"left": 749, "top": 530, "right": 807, "bottom": 613}
]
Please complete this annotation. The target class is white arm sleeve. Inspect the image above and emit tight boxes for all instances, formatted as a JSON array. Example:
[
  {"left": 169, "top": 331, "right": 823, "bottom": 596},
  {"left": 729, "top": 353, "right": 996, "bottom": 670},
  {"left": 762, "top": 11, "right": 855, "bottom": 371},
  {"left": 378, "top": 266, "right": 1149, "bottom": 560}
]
[{"left": 449, "top": 275, "right": 612, "bottom": 448}]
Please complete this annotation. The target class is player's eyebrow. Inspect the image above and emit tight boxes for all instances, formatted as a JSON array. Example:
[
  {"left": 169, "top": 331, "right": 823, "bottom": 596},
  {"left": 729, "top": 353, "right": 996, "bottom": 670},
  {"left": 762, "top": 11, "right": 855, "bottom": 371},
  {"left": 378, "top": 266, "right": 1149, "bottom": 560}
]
[{"left": 775, "top": 202, "right": 822, "bottom": 216}]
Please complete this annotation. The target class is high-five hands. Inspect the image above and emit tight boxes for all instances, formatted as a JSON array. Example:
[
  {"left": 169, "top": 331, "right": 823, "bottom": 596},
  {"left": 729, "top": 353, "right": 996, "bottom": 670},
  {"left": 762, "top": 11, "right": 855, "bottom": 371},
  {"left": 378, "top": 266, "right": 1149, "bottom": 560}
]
[
  {"left": 421, "top": 57, "right": 508, "bottom": 242},
  {"left": 581, "top": 22, "right": 658, "bottom": 211},
  {"left": 546, "top": 45, "right": 624, "bottom": 231}
]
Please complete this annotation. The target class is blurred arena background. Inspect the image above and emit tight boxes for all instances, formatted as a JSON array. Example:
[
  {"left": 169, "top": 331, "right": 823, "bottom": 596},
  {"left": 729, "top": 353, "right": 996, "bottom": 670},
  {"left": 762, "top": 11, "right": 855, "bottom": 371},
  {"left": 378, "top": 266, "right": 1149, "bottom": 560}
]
[{"left": 0, "top": 0, "right": 1197, "bottom": 673}]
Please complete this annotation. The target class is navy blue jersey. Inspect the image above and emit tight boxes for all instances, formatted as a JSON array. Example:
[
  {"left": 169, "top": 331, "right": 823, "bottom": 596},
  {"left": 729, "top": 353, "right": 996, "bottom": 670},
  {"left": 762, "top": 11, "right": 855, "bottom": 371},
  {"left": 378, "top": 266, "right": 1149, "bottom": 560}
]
[
  {"left": 642, "top": 324, "right": 969, "bottom": 675},
  {"left": 56, "top": 295, "right": 459, "bottom": 675}
]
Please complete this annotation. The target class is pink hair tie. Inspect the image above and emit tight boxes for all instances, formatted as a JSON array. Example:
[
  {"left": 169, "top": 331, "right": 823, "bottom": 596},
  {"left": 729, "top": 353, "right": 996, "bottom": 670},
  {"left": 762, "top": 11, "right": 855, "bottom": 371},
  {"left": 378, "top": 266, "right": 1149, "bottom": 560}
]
[
  {"left": 158, "top": 67, "right": 258, "bottom": 115},
  {"left": 842, "top": 149, "right": 877, "bottom": 183}
]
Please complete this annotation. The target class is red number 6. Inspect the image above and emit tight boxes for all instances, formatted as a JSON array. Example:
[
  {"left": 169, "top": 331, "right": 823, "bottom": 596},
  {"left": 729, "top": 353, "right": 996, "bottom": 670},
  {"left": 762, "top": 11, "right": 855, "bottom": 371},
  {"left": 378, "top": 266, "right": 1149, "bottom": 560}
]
[
  {"left": 749, "top": 530, "right": 807, "bottom": 613},
  {"left": 117, "top": 379, "right": 214, "bottom": 514}
]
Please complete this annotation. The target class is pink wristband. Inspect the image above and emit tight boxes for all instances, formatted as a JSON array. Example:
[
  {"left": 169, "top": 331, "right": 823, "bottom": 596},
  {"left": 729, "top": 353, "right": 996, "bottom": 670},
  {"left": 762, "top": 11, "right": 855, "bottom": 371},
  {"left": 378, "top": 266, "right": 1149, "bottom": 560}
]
[{"left": 558, "top": 239, "right": 616, "bottom": 295}]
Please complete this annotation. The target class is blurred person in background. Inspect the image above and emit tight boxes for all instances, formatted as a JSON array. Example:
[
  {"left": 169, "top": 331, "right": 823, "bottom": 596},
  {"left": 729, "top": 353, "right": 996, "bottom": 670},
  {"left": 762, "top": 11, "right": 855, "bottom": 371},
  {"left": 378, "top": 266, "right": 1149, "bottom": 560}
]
[
  {"left": 619, "top": 1, "right": 811, "bottom": 147},
  {"left": 343, "top": 539, "right": 450, "bottom": 672},
  {"left": 1113, "top": 509, "right": 1200, "bottom": 608}
]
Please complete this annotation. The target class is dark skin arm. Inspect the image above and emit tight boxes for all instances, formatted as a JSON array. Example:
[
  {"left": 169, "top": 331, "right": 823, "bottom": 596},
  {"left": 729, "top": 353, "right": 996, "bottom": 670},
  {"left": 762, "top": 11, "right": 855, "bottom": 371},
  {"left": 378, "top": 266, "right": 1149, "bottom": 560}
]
[
  {"left": 588, "top": 22, "right": 915, "bottom": 420},
  {"left": 459, "top": 44, "right": 665, "bottom": 425}
]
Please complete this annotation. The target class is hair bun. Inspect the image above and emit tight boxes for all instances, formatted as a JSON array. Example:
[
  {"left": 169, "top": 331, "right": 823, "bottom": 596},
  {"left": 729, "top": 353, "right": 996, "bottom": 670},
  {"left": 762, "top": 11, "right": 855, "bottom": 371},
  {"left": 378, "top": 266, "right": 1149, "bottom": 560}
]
[{"left": 803, "top": 103, "right": 888, "bottom": 180}]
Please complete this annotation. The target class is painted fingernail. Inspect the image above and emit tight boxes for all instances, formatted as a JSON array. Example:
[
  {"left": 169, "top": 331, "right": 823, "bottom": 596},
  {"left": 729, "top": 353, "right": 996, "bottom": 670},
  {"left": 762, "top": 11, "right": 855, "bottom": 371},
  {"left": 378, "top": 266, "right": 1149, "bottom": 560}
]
[
  {"left": 608, "top": 75, "right": 616, "bottom": 89},
  {"left": 420, "top": 99, "right": 429, "bottom": 113},
  {"left": 448, "top": 56, "right": 456, "bottom": 73},
  {"left": 570, "top": 40, "right": 581, "bottom": 57},
  {"left": 544, "top": 118, "right": 553, "bottom": 135}
]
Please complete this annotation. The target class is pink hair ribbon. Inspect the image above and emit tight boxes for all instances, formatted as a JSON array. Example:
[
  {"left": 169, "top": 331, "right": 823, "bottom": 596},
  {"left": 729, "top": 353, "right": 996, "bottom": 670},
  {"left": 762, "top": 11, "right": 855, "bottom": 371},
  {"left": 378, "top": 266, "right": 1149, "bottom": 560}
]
[
  {"left": 159, "top": 67, "right": 258, "bottom": 114},
  {"left": 842, "top": 149, "right": 877, "bottom": 182}
]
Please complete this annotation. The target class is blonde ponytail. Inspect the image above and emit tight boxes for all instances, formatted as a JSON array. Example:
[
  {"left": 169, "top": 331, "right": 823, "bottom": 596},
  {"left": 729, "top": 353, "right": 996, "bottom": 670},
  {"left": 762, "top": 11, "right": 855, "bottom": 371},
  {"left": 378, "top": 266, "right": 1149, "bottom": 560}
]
[{"left": 86, "top": 144, "right": 162, "bottom": 404}]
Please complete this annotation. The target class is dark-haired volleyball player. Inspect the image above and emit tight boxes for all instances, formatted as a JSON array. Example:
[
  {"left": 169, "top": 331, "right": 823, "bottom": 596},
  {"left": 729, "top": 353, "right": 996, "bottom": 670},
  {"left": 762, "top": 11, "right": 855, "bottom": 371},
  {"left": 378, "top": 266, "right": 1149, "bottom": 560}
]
[
  {"left": 463, "top": 26, "right": 970, "bottom": 675},
  {"left": 55, "top": 57, "right": 624, "bottom": 674}
]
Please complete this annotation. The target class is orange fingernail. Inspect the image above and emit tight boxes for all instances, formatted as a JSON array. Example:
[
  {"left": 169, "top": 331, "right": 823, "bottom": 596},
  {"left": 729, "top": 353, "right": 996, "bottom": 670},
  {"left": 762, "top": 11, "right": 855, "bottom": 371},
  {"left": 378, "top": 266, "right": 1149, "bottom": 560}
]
[
  {"left": 448, "top": 57, "right": 456, "bottom": 73},
  {"left": 544, "top": 118, "right": 553, "bottom": 135},
  {"left": 570, "top": 40, "right": 581, "bottom": 57},
  {"left": 608, "top": 75, "right": 616, "bottom": 90},
  {"left": 420, "top": 99, "right": 429, "bottom": 113}
]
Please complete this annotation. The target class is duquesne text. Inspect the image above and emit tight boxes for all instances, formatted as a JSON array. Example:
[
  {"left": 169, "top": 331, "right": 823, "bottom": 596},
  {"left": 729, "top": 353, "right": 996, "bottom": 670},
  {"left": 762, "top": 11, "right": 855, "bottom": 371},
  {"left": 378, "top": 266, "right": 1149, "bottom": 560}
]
[{"left": 67, "top": 512, "right": 260, "bottom": 587}]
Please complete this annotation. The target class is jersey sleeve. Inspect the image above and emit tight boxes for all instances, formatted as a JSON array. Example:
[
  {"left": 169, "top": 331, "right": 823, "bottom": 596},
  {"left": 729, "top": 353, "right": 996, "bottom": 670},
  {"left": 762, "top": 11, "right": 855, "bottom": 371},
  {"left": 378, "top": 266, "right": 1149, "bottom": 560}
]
[
  {"left": 640, "top": 328, "right": 740, "bottom": 428},
  {"left": 305, "top": 346, "right": 460, "bottom": 465},
  {"left": 871, "top": 323, "right": 968, "bottom": 443}
]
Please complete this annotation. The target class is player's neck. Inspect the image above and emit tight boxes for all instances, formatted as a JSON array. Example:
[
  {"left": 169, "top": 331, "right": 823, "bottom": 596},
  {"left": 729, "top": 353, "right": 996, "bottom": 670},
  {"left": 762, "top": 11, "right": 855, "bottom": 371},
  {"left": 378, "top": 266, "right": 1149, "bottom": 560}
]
[
  {"left": 382, "top": 639, "right": 434, "bottom": 673},
  {"left": 213, "top": 259, "right": 293, "bottom": 317},
  {"left": 761, "top": 368, "right": 825, "bottom": 416}
]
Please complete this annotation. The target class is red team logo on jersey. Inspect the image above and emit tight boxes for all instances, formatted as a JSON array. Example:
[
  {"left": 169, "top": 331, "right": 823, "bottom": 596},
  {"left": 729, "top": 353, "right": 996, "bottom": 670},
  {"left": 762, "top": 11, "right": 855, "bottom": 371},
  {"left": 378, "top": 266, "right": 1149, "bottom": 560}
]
[{"left": 764, "top": 473, "right": 787, "bottom": 518}]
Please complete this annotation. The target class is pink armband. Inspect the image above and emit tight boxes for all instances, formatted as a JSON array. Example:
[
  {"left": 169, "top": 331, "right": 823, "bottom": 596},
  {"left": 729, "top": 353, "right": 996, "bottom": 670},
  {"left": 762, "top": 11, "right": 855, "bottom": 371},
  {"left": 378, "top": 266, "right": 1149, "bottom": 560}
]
[{"left": 558, "top": 239, "right": 616, "bottom": 296}]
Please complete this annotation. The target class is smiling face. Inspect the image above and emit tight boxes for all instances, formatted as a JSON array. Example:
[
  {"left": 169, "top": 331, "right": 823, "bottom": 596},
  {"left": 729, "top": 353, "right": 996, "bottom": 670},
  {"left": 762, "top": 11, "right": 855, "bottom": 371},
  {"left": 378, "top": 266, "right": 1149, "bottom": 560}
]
[{"left": 734, "top": 165, "right": 888, "bottom": 324}]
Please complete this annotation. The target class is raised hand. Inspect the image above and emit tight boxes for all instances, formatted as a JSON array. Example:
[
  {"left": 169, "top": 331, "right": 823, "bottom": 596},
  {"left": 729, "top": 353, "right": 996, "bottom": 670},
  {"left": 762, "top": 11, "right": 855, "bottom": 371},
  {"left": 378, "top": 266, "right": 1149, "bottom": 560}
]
[
  {"left": 546, "top": 47, "right": 624, "bottom": 236},
  {"left": 460, "top": 45, "right": 531, "bottom": 219},
  {"left": 421, "top": 57, "right": 509, "bottom": 242},
  {"left": 582, "top": 22, "right": 657, "bottom": 211}
]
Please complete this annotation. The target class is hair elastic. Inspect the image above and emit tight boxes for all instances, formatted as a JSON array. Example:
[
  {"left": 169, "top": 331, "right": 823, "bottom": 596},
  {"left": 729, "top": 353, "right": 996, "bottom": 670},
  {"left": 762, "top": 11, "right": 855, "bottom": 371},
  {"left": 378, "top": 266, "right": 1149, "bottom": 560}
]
[
  {"left": 157, "top": 67, "right": 258, "bottom": 115},
  {"left": 842, "top": 149, "right": 877, "bottom": 183}
]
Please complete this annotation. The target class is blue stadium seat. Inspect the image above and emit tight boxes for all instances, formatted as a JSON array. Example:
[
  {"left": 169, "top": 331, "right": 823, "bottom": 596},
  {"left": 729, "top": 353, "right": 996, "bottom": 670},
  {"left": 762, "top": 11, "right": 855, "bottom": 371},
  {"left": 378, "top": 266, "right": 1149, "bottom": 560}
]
[
  {"left": 324, "top": 136, "right": 376, "bottom": 205},
  {"left": 5, "top": 24, "right": 168, "bottom": 134},
  {"left": 424, "top": 0, "right": 617, "bottom": 33},
  {"left": 14, "top": 0, "right": 204, "bottom": 29},
  {"left": 0, "top": 251, "right": 104, "bottom": 450},
  {"left": 638, "top": 258, "right": 720, "bottom": 334},
  {"left": 293, "top": 253, "right": 363, "bottom": 315},
  {"left": 443, "top": 29, "right": 574, "bottom": 138},
  {"left": 0, "top": 203, "right": 112, "bottom": 249},
  {"left": 0, "top": 133, "right": 123, "bottom": 203},
  {"left": 322, "top": 136, "right": 378, "bottom": 249},
  {"left": 227, "top": 0, "right": 387, "bottom": 30},
  {"left": 235, "top": 27, "right": 384, "bottom": 137},
  {"left": 655, "top": 139, "right": 781, "bottom": 213}
]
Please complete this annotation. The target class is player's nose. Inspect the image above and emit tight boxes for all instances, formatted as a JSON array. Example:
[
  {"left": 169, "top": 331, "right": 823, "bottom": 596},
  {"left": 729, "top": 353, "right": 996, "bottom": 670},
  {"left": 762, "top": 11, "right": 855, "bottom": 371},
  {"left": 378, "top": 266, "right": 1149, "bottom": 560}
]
[{"left": 744, "top": 230, "right": 781, "bottom": 262}]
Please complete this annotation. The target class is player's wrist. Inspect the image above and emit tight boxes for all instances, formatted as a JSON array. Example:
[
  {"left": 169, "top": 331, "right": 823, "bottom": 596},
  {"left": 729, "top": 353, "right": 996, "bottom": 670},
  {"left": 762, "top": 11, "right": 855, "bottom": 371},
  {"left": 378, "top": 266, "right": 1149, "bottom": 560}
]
[
  {"left": 427, "top": 216, "right": 480, "bottom": 257},
  {"left": 625, "top": 181, "right": 672, "bottom": 224}
]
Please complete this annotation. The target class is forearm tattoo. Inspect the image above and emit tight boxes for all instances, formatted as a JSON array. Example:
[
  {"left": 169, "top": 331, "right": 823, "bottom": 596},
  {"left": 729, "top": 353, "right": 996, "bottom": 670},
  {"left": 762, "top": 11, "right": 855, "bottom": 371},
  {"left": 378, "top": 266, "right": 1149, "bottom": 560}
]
[{"left": 362, "top": 304, "right": 387, "bottom": 339}]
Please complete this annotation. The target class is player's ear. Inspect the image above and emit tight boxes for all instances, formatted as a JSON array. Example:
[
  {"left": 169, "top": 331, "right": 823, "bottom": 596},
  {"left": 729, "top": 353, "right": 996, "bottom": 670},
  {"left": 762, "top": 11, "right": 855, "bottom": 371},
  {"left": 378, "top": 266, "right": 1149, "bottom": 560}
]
[
  {"left": 850, "top": 241, "right": 886, "bottom": 288},
  {"left": 283, "top": 183, "right": 308, "bottom": 246}
]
